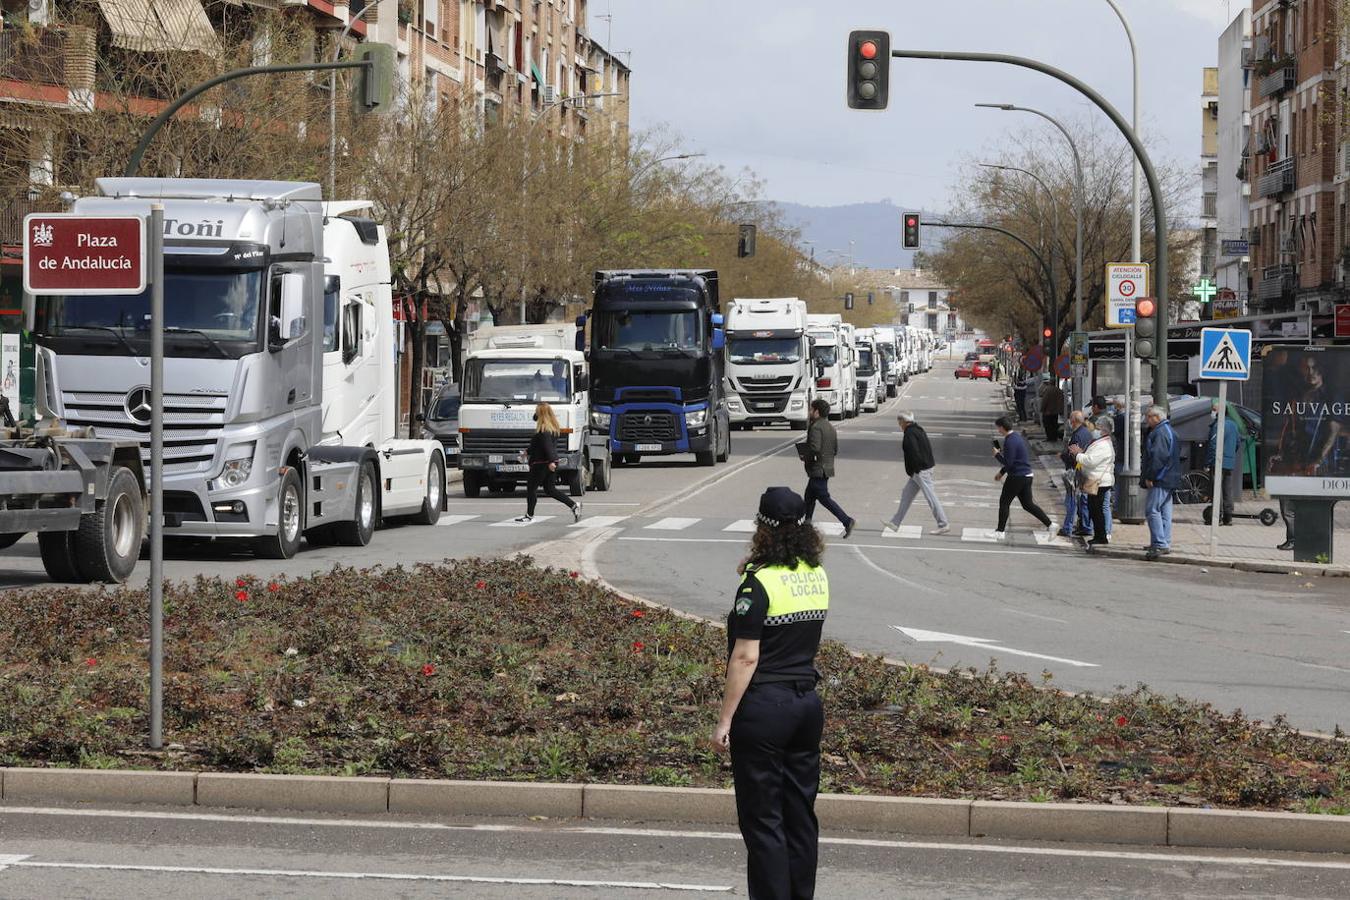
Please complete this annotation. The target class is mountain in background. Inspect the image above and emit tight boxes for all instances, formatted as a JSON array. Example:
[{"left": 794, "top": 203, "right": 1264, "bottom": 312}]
[{"left": 769, "top": 200, "right": 924, "bottom": 270}]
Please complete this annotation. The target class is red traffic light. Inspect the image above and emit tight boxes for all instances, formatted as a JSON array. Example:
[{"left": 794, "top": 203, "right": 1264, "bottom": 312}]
[
  {"left": 1042, "top": 327, "right": 1053, "bottom": 339},
  {"left": 905, "top": 216, "right": 917, "bottom": 227},
  {"left": 860, "top": 40, "right": 878, "bottom": 60},
  {"left": 1135, "top": 297, "right": 1156, "bottom": 317}
]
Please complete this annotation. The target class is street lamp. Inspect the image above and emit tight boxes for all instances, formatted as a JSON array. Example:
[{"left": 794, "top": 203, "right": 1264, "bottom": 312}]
[
  {"left": 978, "top": 162, "right": 1058, "bottom": 343},
  {"left": 977, "top": 102, "right": 1085, "bottom": 405}
]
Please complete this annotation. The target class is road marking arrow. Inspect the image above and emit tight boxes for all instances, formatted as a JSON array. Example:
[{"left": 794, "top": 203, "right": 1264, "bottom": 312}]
[
  {"left": 892, "top": 626, "right": 1098, "bottom": 668},
  {"left": 0, "top": 855, "right": 30, "bottom": 871}
]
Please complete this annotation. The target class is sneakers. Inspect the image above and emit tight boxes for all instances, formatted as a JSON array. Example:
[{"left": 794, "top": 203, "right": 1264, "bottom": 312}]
[
  {"left": 992, "top": 531, "right": 1007, "bottom": 541},
  {"left": 932, "top": 524, "right": 951, "bottom": 535},
  {"left": 1277, "top": 539, "right": 1295, "bottom": 551},
  {"left": 513, "top": 515, "right": 533, "bottom": 524},
  {"left": 572, "top": 501, "right": 583, "bottom": 524},
  {"left": 880, "top": 519, "right": 899, "bottom": 533},
  {"left": 842, "top": 518, "right": 855, "bottom": 539}
]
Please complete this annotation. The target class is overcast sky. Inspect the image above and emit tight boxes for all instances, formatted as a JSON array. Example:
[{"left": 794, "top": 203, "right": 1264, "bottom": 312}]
[{"left": 598, "top": 0, "right": 1235, "bottom": 210}]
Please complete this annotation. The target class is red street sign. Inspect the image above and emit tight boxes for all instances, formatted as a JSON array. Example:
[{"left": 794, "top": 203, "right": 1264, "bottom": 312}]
[
  {"left": 1021, "top": 345, "right": 1045, "bottom": 372},
  {"left": 23, "top": 214, "right": 146, "bottom": 296},
  {"left": 1054, "top": 353, "right": 1072, "bottom": 378},
  {"left": 1336, "top": 303, "right": 1350, "bottom": 338}
]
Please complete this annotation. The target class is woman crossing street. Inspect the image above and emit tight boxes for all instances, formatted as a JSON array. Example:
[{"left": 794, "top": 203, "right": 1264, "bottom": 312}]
[{"left": 514, "top": 402, "right": 582, "bottom": 524}]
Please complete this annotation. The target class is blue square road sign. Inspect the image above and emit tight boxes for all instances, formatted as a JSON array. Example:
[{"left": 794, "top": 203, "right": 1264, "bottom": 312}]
[{"left": 1199, "top": 327, "right": 1251, "bottom": 381}]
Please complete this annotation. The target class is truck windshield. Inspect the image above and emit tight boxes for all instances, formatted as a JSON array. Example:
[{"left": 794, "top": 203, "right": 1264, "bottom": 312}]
[
  {"left": 811, "top": 345, "right": 837, "bottom": 367},
  {"left": 595, "top": 310, "right": 701, "bottom": 352},
  {"left": 728, "top": 337, "right": 800, "bottom": 365},
  {"left": 34, "top": 270, "right": 263, "bottom": 353},
  {"left": 857, "top": 348, "right": 875, "bottom": 373},
  {"left": 463, "top": 359, "right": 570, "bottom": 403}
]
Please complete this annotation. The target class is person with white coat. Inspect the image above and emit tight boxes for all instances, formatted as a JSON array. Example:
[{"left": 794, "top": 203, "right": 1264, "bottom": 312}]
[{"left": 1072, "top": 416, "right": 1117, "bottom": 551}]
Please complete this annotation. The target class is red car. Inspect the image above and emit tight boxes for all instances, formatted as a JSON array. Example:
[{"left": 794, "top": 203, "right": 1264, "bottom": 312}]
[{"left": 956, "top": 361, "right": 993, "bottom": 380}]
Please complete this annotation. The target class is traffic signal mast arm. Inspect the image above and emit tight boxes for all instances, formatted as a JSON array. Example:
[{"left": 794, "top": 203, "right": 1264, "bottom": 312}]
[
  {"left": 928, "top": 221, "right": 1059, "bottom": 347},
  {"left": 877, "top": 44, "right": 1170, "bottom": 407}
]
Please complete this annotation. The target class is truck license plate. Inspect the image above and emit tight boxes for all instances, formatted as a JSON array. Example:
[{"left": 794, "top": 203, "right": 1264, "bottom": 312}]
[
  {"left": 498, "top": 464, "right": 529, "bottom": 473},
  {"left": 635, "top": 443, "right": 662, "bottom": 452},
  {"left": 488, "top": 454, "right": 504, "bottom": 463}
]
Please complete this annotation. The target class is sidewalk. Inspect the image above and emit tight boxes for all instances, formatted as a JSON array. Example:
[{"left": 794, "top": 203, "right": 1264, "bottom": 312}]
[{"left": 1001, "top": 386, "right": 1350, "bottom": 578}]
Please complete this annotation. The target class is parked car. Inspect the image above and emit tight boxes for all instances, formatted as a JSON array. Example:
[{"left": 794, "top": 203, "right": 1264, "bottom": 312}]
[
  {"left": 955, "top": 361, "right": 975, "bottom": 378},
  {"left": 972, "top": 361, "right": 994, "bottom": 380},
  {"left": 420, "top": 383, "right": 461, "bottom": 460},
  {"left": 964, "top": 351, "right": 980, "bottom": 361}
]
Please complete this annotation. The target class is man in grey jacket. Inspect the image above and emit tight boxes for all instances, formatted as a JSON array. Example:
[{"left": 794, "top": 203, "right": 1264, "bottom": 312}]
[
  {"left": 881, "top": 411, "right": 951, "bottom": 534},
  {"left": 802, "top": 399, "right": 855, "bottom": 538}
]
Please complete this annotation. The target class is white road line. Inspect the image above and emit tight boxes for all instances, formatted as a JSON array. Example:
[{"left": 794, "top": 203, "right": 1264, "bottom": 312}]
[
  {"left": 4, "top": 809, "right": 1350, "bottom": 872},
  {"left": 569, "top": 516, "right": 628, "bottom": 530},
  {"left": 850, "top": 546, "right": 936, "bottom": 595},
  {"left": 816, "top": 522, "right": 845, "bottom": 537},
  {"left": 436, "top": 515, "right": 481, "bottom": 527},
  {"left": 881, "top": 525, "right": 924, "bottom": 540},
  {"left": 489, "top": 516, "right": 555, "bottom": 528},
  {"left": 957, "top": 434, "right": 979, "bottom": 439},
  {"left": 3, "top": 860, "right": 730, "bottom": 893},
  {"left": 1004, "top": 608, "right": 1070, "bottom": 625},
  {"left": 892, "top": 626, "right": 1098, "bottom": 668},
  {"left": 722, "top": 520, "right": 756, "bottom": 533},
  {"left": 961, "top": 528, "right": 1004, "bottom": 543},
  {"left": 1297, "top": 661, "right": 1350, "bottom": 674},
  {"left": 0, "top": 855, "right": 29, "bottom": 871},
  {"left": 1033, "top": 531, "right": 1074, "bottom": 547},
  {"left": 645, "top": 517, "right": 701, "bottom": 531},
  {"left": 617, "top": 537, "right": 1047, "bottom": 556}
]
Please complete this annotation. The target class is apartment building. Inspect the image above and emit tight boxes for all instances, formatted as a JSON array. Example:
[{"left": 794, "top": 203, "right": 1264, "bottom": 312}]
[
  {"left": 1249, "top": 0, "right": 1340, "bottom": 314},
  {"left": 1200, "top": 66, "right": 1219, "bottom": 293},
  {"left": 1215, "top": 10, "right": 1253, "bottom": 318},
  {"left": 842, "top": 268, "right": 973, "bottom": 338}
]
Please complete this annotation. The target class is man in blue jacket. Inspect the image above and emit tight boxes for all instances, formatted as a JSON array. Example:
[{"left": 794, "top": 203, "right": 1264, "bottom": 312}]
[
  {"left": 1141, "top": 406, "right": 1180, "bottom": 560},
  {"left": 1207, "top": 400, "right": 1241, "bottom": 526}
]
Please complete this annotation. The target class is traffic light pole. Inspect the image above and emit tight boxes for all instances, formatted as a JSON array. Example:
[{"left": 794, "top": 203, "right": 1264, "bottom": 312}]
[
  {"left": 890, "top": 48, "right": 1169, "bottom": 411},
  {"left": 124, "top": 59, "right": 373, "bottom": 178}
]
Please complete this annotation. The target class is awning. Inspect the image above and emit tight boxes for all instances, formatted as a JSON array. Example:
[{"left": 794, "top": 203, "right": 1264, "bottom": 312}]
[
  {"left": 96, "top": 0, "right": 218, "bottom": 55},
  {"left": 529, "top": 60, "right": 544, "bottom": 84}
]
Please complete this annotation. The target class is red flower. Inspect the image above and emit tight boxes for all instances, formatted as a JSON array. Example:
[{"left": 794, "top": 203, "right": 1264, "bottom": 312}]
[
  {"left": 475, "top": 580, "right": 487, "bottom": 590},
  {"left": 569, "top": 571, "right": 580, "bottom": 579},
  {"left": 84, "top": 657, "right": 98, "bottom": 668},
  {"left": 630, "top": 609, "right": 645, "bottom": 618},
  {"left": 235, "top": 577, "right": 247, "bottom": 588},
  {"left": 996, "top": 734, "right": 1012, "bottom": 743},
  {"left": 422, "top": 663, "right": 437, "bottom": 676},
  {"left": 267, "top": 582, "right": 280, "bottom": 593},
  {"left": 235, "top": 590, "right": 249, "bottom": 603},
  {"left": 631, "top": 641, "right": 645, "bottom": 653},
  {"left": 1115, "top": 715, "right": 1129, "bottom": 727}
]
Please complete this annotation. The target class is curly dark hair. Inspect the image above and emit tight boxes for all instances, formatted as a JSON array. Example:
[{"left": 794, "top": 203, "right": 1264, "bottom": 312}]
[{"left": 748, "top": 521, "right": 825, "bottom": 569}]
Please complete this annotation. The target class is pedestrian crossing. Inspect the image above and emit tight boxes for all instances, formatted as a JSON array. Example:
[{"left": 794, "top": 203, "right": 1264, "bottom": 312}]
[{"left": 435, "top": 512, "right": 1067, "bottom": 547}]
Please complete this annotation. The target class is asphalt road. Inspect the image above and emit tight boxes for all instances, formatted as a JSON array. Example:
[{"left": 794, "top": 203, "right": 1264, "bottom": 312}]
[
  {"left": 2, "top": 803, "right": 1348, "bottom": 899},
  {"left": 3, "top": 360, "right": 1346, "bottom": 731}
]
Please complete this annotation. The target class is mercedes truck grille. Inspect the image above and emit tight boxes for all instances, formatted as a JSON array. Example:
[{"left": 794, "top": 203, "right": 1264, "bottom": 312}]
[
  {"left": 462, "top": 429, "right": 534, "bottom": 454},
  {"left": 60, "top": 390, "right": 227, "bottom": 477},
  {"left": 618, "top": 412, "right": 679, "bottom": 442}
]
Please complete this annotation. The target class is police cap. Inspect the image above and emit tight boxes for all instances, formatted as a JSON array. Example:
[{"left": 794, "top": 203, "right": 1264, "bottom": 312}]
[{"left": 756, "top": 486, "right": 806, "bottom": 528}]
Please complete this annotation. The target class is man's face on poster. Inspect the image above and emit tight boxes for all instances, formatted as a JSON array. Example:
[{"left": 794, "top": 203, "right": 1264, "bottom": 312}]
[{"left": 1299, "top": 357, "right": 1322, "bottom": 392}]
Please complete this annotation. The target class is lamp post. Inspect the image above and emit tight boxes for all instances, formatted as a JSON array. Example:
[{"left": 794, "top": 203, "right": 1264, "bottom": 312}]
[
  {"left": 978, "top": 162, "right": 1059, "bottom": 341},
  {"left": 977, "top": 103, "right": 1085, "bottom": 408}
]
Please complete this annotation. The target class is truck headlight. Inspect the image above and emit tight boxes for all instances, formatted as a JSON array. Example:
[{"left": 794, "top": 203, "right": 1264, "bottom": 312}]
[
  {"left": 685, "top": 409, "right": 708, "bottom": 428},
  {"left": 727, "top": 399, "right": 742, "bottom": 411},
  {"left": 219, "top": 442, "right": 256, "bottom": 489},
  {"left": 590, "top": 411, "right": 611, "bottom": 429},
  {"left": 790, "top": 399, "right": 804, "bottom": 410}
]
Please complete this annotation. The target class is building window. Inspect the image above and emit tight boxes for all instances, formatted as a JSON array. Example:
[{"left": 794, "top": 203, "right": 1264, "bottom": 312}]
[
  {"left": 927, "top": 291, "right": 937, "bottom": 308},
  {"left": 926, "top": 313, "right": 938, "bottom": 331},
  {"left": 900, "top": 291, "right": 910, "bottom": 306}
]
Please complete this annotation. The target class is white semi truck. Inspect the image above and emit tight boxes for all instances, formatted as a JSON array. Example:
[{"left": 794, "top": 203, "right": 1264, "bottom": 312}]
[
  {"left": 870, "top": 325, "right": 900, "bottom": 397},
  {"left": 806, "top": 314, "right": 855, "bottom": 420},
  {"left": 29, "top": 178, "right": 445, "bottom": 564},
  {"left": 455, "top": 323, "right": 610, "bottom": 497},
  {"left": 853, "top": 330, "right": 882, "bottom": 413},
  {"left": 723, "top": 298, "right": 813, "bottom": 431}
]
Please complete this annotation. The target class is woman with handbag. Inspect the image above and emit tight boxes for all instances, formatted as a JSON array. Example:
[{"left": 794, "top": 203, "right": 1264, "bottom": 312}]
[
  {"left": 514, "top": 402, "right": 581, "bottom": 524},
  {"left": 1073, "top": 417, "right": 1116, "bottom": 550}
]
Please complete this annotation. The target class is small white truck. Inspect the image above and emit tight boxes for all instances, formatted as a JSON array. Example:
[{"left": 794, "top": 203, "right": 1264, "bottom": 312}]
[
  {"left": 456, "top": 324, "right": 610, "bottom": 498},
  {"left": 723, "top": 298, "right": 813, "bottom": 430},
  {"left": 853, "top": 330, "right": 882, "bottom": 413}
]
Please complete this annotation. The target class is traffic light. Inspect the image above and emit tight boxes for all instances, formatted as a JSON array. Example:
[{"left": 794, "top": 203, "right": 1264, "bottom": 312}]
[
  {"left": 352, "top": 42, "right": 396, "bottom": 116},
  {"left": 737, "top": 224, "right": 756, "bottom": 258},
  {"left": 902, "top": 212, "right": 921, "bottom": 250},
  {"left": 1042, "top": 325, "right": 1053, "bottom": 346},
  {"left": 847, "top": 30, "right": 890, "bottom": 110},
  {"left": 1133, "top": 297, "right": 1157, "bottom": 361}
]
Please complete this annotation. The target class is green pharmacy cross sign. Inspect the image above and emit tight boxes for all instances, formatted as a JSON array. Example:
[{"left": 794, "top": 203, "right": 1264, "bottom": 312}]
[{"left": 1192, "top": 278, "right": 1218, "bottom": 304}]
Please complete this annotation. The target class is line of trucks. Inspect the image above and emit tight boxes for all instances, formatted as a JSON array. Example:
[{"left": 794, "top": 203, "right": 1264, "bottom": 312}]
[{"left": 1, "top": 178, "right": 939, "bottom": 585}]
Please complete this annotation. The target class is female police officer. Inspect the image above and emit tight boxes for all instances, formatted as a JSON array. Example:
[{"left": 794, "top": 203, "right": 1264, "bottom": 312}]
[{"left": 713, "top": 486, "right": 829, "bottom": 900}]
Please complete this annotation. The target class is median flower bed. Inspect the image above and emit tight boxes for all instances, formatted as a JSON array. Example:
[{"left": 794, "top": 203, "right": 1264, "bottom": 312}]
[{"left": 0, "top": 558, "right": 1346, "bottom": 813}]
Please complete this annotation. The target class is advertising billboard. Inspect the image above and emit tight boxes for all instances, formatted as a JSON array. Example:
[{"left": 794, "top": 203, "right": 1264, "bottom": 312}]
[{"left": 1262, "top": 346, "right": 1350, "bottom": 497}]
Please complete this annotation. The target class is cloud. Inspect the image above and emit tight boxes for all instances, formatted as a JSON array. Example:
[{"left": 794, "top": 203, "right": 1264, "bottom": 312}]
[{"left": 1171, "top": 0, "right": 1237, "bottom": 27}]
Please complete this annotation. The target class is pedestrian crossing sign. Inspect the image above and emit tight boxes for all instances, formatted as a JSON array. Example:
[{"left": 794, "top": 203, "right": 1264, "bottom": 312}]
[{"left": 1199, "top": 327, "right": 1251, "bottom": 381}]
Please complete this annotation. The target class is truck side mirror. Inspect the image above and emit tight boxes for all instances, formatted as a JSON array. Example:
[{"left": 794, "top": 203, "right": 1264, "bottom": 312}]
[
  {"left": 575, "top": 371, "right": 590, "bottom": 393},
  {"left": 712, "top": 328, "right": 725, "bottom": 351},
  {"left": 574, "top": 314, "right": 587, "bottom": 353},
  {"left": 270, "top": 273, "right": 307, "bottom": 351}
]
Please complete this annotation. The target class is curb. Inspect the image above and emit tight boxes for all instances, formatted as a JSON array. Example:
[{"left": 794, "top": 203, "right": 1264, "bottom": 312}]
[
  {"left": 2, "top": 768, "right": 1347, "bottom": 855},
  {"left": 1088, "top": 545, "right": 1350, "bottom": 578}
]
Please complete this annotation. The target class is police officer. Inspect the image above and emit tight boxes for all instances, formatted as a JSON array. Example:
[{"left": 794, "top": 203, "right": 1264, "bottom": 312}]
[{"left": 714, "top": 486, "right": 829, "bottom": 900}]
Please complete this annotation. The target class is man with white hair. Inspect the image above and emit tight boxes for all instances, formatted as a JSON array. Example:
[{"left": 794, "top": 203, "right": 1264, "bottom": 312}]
[
  {"left": 1141, "top": 405, "right": 1180, "bottom": 560},
  {"left": 881, "top": 412, "right": 950, "bottom": 535}
]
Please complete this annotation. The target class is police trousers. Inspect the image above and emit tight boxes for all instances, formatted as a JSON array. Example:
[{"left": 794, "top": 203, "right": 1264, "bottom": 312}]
[{"left": 730, "top": 681, "right": 824, "bottom": 900}]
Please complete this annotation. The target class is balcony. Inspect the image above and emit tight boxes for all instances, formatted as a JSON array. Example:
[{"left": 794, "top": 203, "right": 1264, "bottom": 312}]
[
  {"left": 1, "top": 193, "right": 38, "bottom": 248},
  {"left": 1258, "top": 157, "right": 1295, "bottom": 198},
  {"left": 1257, "top": 64, "right": 1296, "bottom": 100},
  {"left": 1201, "top": 193, "right": 1217, "bottom": 218},
  {"left": 1255, "top": 264, "right": 1296, "bottom": 304},
  {"left": 0, "top": 27, "right": 73, "bottom": 88}
]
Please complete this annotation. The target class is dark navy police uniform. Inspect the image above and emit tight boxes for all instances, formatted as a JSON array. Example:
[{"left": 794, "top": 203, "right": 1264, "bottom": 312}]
[{"left": 728, "top": 561, "right": 830, "bottom": 900}]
